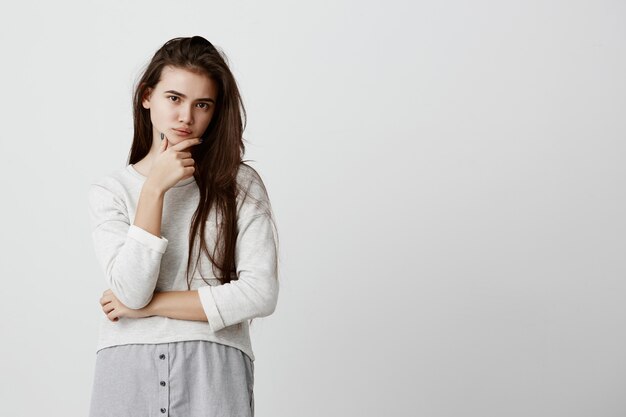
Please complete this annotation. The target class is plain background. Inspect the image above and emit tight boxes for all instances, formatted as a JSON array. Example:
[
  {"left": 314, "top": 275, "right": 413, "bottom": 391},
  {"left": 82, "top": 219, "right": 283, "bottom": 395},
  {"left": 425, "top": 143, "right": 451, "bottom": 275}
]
[{"left": 1, "top": 0, "right": 625, "bottom": 416}]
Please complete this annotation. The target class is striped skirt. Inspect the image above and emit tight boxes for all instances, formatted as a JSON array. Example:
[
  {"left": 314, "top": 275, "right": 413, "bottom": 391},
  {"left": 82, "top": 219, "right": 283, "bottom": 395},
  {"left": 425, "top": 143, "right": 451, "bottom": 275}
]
[{"left": 88, "top": 340, "right": 254, "bottom": 417}]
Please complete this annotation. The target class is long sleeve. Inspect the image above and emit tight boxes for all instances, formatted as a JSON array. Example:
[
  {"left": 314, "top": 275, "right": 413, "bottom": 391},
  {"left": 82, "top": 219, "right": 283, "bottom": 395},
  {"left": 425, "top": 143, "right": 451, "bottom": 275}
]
[
  {"left": 88, "top": 183, "right": 169, "bottom": 309},
  {"left": 197, "top": 171, "right": 279, "bottom": 332}
]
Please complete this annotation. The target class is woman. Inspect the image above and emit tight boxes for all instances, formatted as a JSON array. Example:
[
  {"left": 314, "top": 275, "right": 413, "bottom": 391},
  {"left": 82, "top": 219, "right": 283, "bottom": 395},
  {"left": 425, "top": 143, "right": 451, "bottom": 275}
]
[{"left": 87, "top": 36, "right": 279, "bottom": 417}]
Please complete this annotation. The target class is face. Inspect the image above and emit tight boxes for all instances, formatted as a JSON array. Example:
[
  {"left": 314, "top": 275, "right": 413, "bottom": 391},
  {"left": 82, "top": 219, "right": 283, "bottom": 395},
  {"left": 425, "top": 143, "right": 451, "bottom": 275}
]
[{"left": 142, "top": 65, "right": 218, "bottom": 145}]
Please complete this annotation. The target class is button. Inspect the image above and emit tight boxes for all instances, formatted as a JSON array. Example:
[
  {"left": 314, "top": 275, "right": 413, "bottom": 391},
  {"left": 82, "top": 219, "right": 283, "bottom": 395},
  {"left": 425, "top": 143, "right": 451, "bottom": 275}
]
[
  {"left": 160, "top": 408, "right": 166, "bottom": 413},
  {"left": 160, "top": 381, "right": 166, "bottom": 386},
  {"left": 159, "top": 354, "right": 166, "bottom": 360}
]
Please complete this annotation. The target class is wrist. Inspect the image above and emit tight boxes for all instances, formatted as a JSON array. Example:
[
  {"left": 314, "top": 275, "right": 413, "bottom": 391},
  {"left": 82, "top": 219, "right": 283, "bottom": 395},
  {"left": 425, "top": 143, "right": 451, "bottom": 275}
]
[
  {"left": 142, "top": 179, "right": 166, "bottom": 197},
  {"left": 143, "top": 293, "right": 160, "bottom": 317}
]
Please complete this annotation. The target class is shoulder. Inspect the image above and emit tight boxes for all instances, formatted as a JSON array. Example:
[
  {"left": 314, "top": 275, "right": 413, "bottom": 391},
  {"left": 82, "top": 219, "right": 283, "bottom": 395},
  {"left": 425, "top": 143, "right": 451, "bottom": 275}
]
[
  {"left": 235, "top": 162, "right": 273, "bottom": 216},
  {"left": 236, "top": 162, "right": 263, "bottom": 184},
  {"left": 87, "top": 165, "right": 132, "bottom": 209},
  {"left": 236, "top": 163, "right": 269, "bottom": 194}
]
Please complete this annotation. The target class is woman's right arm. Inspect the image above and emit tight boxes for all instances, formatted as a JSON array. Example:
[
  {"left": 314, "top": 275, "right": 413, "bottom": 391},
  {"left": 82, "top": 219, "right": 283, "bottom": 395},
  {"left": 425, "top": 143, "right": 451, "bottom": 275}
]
[
  {"left": 134, "top": 136, "right": 200, "bottom": 238},
  {"left": 89, "top": 137, "right": 201, "bottom": 310},
  {"left": 88, "top": 182, "right": 169, "bottom": 310},
  {"left": 133, "top": 181, "right": 165, "bottom": 239}
]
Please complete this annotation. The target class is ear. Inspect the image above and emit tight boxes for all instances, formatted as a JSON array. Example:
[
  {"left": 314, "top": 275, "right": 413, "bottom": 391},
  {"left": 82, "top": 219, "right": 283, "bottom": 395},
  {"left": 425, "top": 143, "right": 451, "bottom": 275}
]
[{"left": 141, "top": 87, "right": 153, "bottom": 109}]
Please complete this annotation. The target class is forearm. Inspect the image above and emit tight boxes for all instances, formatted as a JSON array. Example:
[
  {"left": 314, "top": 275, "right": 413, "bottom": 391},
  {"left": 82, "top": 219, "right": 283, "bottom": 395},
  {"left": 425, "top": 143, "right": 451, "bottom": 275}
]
[
  {"left": 143, "top": 290, "right": 208, "bottom": 322},
  {"left": 134, "top": 181, "right": 165, "bottom": 238}
]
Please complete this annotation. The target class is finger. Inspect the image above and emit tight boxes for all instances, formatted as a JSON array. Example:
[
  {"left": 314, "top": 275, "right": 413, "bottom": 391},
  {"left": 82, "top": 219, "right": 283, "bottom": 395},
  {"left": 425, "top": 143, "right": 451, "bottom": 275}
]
[
  {"left": 107, "top": 310, "right": 119, "bottom": 322},
  {"left": 183, "top": 165, "right": 196, "bottom": 179},
  {"left": 100, "top": 294, "right": 111, "bottom": 306},
  {"left": 160, "top": 135, "right": 168, "bottom": 152},
  {"left": 181, "top": 158, "right": 195, "bottom": 167},
  {"left": 170, "top": 137, "right": 202, "bottom": 151}
]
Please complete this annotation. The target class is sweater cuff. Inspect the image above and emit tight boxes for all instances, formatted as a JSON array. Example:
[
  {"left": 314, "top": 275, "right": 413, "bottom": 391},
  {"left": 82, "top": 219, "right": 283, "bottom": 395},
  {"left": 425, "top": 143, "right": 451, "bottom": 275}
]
[
  {"left": 197, "top": 286, "right": 226, "bottom": 332},
  {"left": 127, "top": 224, "right": 168, "bottom": 254}
]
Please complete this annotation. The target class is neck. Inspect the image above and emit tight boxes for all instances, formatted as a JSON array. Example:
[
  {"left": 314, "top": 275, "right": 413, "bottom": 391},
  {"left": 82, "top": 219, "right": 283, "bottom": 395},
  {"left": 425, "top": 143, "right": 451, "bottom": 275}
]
[{"left": 134, "top": 131, "right": 169, "bottom": 176}]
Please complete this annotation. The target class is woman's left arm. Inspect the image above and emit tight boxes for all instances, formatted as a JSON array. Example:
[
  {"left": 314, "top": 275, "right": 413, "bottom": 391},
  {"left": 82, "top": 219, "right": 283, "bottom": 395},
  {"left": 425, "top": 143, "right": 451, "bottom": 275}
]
[
  {"left": 100, "top": 289, "right": 208, "bottom": 322},
  {"left": 144, "top": 291, "right": 208, "bottom": 321}
]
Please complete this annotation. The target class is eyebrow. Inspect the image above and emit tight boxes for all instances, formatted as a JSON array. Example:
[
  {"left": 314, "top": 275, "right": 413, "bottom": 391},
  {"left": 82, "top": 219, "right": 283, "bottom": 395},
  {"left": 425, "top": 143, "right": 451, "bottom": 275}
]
[{"left": 164, "top": 90, "right": 215, "bottom": 104}]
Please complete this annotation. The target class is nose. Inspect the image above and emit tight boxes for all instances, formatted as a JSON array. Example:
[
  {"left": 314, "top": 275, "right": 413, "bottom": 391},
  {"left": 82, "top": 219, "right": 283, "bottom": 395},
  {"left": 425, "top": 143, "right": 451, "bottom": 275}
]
[{"left": 178, "top": 105, "right": 193, "bottom": 125}]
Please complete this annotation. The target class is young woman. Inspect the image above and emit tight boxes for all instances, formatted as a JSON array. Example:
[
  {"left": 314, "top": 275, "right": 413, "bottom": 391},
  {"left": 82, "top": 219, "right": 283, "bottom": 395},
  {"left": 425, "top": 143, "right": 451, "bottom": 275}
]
[{"left": 87, "top": 36, "right": 279, "bottom": 417}]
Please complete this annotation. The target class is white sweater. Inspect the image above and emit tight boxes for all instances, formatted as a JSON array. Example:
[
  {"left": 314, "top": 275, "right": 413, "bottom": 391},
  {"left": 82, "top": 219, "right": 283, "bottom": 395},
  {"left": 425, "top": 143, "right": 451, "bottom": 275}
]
[{"left": 87, "top": 163, "right": 279, "bottom": 361}]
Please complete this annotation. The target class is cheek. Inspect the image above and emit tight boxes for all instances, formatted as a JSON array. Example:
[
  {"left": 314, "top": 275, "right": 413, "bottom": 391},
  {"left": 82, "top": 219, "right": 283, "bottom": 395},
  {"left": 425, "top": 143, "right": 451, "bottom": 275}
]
[
  {"left": 194, "top": 114, "right": 208, "bottom": 130},
  {"left": 149, "top": 105, "right": 173, "bottom": 123}
]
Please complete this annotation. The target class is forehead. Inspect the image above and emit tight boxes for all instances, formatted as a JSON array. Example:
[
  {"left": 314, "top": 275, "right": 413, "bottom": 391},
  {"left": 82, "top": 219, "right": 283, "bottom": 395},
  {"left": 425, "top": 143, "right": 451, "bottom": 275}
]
[{"left": 156, "top": 65, "right": 217, "bottom": 97}]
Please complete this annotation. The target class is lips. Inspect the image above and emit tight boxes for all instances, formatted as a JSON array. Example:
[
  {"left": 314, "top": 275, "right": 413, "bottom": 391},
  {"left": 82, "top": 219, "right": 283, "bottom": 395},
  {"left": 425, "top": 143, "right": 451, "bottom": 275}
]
[{"left": 173, "top": 128, "right": 192, "bottom": 134}]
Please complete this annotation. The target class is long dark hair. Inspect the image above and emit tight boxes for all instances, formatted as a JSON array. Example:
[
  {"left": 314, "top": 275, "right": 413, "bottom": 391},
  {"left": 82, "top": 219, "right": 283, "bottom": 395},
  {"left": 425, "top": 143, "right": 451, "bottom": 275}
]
[{"left": 127, "top": 36, "right": 278, "bottom": 319}]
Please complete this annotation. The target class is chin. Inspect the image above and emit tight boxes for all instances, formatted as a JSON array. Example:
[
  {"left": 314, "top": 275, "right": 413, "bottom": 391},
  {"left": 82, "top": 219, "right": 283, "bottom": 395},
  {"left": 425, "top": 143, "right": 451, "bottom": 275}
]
[{"left": 168, "top": 138, "right": 182, "bottom": 146}]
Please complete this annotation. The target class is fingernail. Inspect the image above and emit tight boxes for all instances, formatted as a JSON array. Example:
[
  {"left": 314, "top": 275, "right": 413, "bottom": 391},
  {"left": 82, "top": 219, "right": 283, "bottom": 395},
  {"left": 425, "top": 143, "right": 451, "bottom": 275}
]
[{"left": 160, "top": 132, "right": 164, "bottom": 141}]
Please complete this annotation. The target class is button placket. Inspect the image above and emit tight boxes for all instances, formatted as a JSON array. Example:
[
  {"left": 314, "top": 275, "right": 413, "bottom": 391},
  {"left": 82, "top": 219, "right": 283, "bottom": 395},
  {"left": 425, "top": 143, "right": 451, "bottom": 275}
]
[{"left": 157, "top": 346, "right": 170, "bottom": 416}]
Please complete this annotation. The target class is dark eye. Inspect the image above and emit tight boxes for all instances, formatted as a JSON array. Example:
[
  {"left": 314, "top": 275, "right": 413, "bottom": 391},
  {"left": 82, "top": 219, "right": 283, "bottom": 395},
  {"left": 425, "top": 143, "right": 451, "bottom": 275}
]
[
  {"left": 197, "top": 103, "right": 211, "bottom": 110},
  {"left": 168, "top": 95, "right": 179, "bottom": 102}
]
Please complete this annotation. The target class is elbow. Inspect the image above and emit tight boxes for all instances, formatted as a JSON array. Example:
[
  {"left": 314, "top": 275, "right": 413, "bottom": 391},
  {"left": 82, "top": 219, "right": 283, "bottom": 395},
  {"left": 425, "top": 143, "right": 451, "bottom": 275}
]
[
  {"left": 123, "top": 295, "right": 153, "bottom": 310},
  {"left": 258, "top": 278, "right": 279, "bottom": 317},
  {"left": 108, "top": 276, "right": 155, "bottom": 310}
]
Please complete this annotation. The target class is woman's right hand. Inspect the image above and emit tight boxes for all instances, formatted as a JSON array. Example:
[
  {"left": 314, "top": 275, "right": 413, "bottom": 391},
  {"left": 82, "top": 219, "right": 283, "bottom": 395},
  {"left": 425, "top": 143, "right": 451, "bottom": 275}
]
[{"left": 145, "top": 135, "right": 202, "bottom": 193}]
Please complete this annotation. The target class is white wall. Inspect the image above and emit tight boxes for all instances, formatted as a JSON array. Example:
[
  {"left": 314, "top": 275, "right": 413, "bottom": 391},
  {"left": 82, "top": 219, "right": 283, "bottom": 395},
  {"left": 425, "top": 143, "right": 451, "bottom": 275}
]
[{"left": 1, "top": 1, "right": 624, "bottom": 416}]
